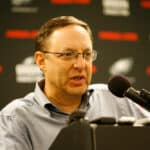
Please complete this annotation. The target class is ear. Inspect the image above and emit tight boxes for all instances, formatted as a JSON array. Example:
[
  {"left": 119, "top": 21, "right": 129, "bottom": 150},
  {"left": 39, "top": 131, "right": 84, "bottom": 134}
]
[{"left": 34, "top": 51, "right": 46, "bottom": 72}]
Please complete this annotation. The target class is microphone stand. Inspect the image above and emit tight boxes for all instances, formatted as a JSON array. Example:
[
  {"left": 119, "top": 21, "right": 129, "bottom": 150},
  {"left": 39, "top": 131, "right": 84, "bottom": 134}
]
[
  {"left": 140, "top": 89, "right": 150, "bottom": 102},
  {"left": 125, "top": 87, "right": 150, "bottom": 111}
]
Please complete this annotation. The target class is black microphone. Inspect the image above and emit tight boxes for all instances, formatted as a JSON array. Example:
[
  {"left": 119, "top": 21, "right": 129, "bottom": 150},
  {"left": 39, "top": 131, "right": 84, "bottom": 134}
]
[
  {"left": 108, "top": 75, "right": 150, "bottom": 111},
  {"left": 140, "top": 89, "right": 150, "bottom": 101},
  {"left": 68, "top": 109, "right": 86, "bottom": 124}
]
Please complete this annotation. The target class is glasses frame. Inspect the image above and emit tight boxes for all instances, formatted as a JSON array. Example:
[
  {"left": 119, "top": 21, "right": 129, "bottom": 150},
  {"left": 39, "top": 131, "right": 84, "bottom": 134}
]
[{"left": 41, "top": 50, "right": 97, "bottom": 61}]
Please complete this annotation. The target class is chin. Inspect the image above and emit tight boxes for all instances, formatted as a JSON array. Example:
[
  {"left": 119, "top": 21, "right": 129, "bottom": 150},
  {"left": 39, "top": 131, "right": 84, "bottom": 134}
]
[{"left": 67, "top": 85, "right": 88, "bottom": 96}]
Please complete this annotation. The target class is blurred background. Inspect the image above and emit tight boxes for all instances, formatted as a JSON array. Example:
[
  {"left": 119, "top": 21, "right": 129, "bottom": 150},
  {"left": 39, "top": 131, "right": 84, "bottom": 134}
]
[{"left": 0, "top": 0, "right": 150, "bottom": 109}]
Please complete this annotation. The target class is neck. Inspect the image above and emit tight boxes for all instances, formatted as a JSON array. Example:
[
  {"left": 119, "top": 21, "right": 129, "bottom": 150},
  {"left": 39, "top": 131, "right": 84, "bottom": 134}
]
[{"left": 44, "top": 87, "right": 82, "bottom": 114}]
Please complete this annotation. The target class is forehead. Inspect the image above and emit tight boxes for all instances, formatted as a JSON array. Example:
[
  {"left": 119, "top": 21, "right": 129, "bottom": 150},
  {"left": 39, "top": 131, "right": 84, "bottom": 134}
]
[{"left": 45, "top": 25, "right": 92, "bottom": 50}]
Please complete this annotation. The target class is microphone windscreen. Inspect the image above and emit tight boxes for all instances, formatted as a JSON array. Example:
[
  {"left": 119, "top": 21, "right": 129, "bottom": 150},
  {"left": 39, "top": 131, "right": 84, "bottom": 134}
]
[{"left": 108, "top": 75, "right": 131, "bottom": 97}]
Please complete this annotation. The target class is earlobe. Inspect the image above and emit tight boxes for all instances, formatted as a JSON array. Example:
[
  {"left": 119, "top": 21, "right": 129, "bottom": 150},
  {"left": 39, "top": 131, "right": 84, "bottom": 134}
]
[{"left": 34, "top": 51, "right": 46, "bottom": 72}]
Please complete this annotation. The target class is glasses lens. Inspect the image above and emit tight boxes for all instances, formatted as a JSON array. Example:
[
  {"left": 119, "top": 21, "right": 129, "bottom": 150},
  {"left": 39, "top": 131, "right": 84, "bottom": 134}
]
[
  {"left": 41, "top": 50, "right": 97, "bottom": 61},
  {"left": 92, "top": 50, "right": 97, "bottom": 61}
]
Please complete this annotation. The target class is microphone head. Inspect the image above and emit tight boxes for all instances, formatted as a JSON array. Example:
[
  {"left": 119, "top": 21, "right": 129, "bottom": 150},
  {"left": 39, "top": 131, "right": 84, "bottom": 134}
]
[
  {"left": 108, "top": 75, "right": 131, "bottom": 97},
  {"left": 68, "top": 109, "right": 85, "bottom": 124}
]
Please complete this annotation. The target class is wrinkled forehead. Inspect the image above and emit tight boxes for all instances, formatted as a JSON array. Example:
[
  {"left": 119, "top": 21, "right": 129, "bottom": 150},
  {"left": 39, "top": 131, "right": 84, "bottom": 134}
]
[
  {"left": 50, "top": 25, "right": 91, "bottom": 41},
  {"left": 45, "top": 25, "right": 93, "bottom": 51}
]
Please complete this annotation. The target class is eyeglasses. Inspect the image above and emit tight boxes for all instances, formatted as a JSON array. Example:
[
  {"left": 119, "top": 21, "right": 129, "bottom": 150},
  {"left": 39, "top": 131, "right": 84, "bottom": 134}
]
[{"left": 41, "top": 50, "right": 97, "bottom": 61}]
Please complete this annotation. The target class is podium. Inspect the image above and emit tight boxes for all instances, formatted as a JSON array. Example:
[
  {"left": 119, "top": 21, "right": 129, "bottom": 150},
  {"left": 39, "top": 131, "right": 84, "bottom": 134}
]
[
  {"left": 49, "top": 119, "right": 150, "bottom": 150},
  {"left": 95, "top": 125, "right": 150, "bottom": 150},
  {"left": 49, "top": 120, "right": 92, "bottom": 150}
]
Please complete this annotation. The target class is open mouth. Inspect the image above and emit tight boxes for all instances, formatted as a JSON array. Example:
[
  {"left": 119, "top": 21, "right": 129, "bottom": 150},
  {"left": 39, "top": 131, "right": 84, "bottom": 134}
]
[
  {"left": 71, "top": 76, "right": 84, "bottom": 80},
  {"left": 69, "top": 75, "right": 85, "bottom": 85}
]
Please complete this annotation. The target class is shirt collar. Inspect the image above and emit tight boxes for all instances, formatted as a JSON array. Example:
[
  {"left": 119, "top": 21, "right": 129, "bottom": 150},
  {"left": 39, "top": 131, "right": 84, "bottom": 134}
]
[{"left": 34, "top": 80, "right": 51, "bottom": 107}]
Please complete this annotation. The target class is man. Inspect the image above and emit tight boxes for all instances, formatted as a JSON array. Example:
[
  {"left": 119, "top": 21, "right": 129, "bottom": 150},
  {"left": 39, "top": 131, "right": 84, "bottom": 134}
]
[{"left": 0, "top": 16, "right": 150, "bottom": 150}]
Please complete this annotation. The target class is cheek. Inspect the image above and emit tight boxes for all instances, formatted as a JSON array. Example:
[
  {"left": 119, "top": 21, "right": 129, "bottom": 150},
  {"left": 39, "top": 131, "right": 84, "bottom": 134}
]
[
  {"left": 87, "top": 64, "right": 93, "bottom": 82},
  {"left": 60, "top": 65, "right": 70, "bottom": 79},
  {"left": 87, "top": 63, "right": 93, "bottom": 74},
  {"left": 52, "top": 63, "right": 70, "bottom": 80}
]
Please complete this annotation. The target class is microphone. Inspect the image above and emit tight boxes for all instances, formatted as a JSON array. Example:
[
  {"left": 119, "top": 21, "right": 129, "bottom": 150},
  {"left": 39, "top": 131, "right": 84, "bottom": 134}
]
[
  {"left": 108, "top": 75, "right": 150, "bottom": 111},
  {"left": 140, "top": 89, "right": 150, "bottom": 101},
  {"left": 68, "top": 109, "right": 86, "bottom": 124}
]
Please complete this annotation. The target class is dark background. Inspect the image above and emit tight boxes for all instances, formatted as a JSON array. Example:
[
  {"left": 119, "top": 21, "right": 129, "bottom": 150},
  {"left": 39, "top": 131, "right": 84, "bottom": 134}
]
[{"left": 0, "top": 0, "right": 150, "bottom": 109}]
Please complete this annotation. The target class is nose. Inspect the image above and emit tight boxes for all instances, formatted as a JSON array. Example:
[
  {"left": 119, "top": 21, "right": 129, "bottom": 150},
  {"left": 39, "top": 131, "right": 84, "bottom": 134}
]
[{"left": 73, "top": 54, "right": 86, "bottom": 70}]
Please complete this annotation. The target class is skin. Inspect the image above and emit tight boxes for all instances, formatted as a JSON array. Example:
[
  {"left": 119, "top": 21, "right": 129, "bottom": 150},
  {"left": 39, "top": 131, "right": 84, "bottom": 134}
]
[{"left": 34, "top": 25, "right": 93, "bottom": 113}]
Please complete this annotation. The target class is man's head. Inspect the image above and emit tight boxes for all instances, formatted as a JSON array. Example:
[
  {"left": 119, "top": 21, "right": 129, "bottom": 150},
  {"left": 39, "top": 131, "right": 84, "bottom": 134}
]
[
  {"left": 35, "top": 16, "right": 93, "bottom": 52},
  {"left": 34, "top": 16, "right": 97, "bottom": 99}
]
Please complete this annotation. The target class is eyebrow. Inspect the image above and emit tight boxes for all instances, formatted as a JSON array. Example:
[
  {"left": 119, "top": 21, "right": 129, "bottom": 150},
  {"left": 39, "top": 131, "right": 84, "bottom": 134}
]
[{"left": 62, "top": 48, "right": 92, "bottom": 52}]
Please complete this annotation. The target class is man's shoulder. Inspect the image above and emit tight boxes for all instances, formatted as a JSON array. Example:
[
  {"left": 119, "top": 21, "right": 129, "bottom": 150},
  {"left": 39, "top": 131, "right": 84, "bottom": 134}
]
[{"left": 1, "top": 92, "right": 35, "bottom": 115}]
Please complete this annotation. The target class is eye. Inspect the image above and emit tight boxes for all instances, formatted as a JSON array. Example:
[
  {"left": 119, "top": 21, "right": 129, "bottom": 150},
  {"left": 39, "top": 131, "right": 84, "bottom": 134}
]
[
  {"left": 84, "top": 52, "right": 92, "bottom": 57},
  {"left": 64, "top": 52, "right": 74, "bottom": 57},
  {"left": 55, "top": 52, "right": 73, "bottom": 57}
]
